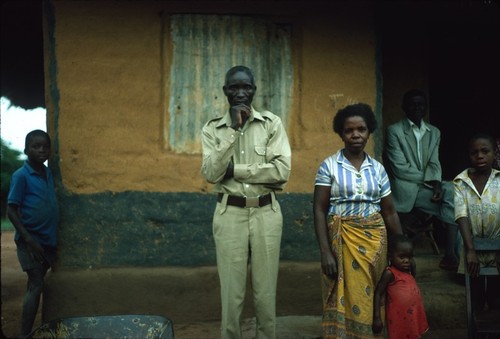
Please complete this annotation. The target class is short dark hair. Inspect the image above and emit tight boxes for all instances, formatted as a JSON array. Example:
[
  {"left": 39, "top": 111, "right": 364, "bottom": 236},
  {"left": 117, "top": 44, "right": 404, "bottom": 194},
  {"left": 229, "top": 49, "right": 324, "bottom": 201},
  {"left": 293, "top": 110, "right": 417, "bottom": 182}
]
[
  {"left": 468, "top": 131, "right": 496, "bottom": 150},
  {"left": 225, "top": 65, "right": 255, "bottom": 85},
  {"left": 388, "top": 234, "right": 412, "bottom": 255},
  {"left": 25, "top": 129, "right": 50, "bottom": 149},
  {"left": 402, "top": 89, "right": 426, "bottom": 107},
  {"left": 332, "top": 103, "right": 377, "bottom": 135}
]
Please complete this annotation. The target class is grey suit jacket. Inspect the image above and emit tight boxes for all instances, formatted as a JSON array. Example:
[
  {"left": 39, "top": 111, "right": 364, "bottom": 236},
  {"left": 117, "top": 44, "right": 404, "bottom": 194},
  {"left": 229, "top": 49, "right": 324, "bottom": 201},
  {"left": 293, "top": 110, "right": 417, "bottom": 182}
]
[{"left": 384, "top": 118, "right": 443, "bottom": 213}]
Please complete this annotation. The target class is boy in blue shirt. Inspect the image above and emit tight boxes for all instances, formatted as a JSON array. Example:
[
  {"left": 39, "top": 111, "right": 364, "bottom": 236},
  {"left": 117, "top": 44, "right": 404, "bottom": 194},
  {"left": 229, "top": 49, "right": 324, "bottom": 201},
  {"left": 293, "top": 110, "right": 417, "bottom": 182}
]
[{"left": 7, "top": 129, "right": 59, "bottom": 337}]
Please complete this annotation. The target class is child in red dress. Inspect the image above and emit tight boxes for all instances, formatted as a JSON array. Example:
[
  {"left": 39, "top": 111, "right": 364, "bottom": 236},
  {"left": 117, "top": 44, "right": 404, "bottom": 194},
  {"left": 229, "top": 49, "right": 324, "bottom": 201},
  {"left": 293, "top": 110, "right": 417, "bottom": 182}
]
[{"left": 372, "top": 234, "right": 429, "bottom": 338}]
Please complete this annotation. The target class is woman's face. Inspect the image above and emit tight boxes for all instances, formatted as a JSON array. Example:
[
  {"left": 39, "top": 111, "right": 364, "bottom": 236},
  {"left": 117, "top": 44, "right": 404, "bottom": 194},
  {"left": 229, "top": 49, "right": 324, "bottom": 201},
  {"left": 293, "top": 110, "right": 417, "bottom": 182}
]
[{"left": 341, "top": 116, "right": 370, "bottom": 154}]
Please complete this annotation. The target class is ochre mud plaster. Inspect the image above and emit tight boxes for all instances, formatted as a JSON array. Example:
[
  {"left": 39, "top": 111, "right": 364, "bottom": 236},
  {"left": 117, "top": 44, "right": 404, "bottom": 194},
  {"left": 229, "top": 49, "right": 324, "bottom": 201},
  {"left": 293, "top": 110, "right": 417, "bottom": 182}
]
[{"left": 46, "top": 1, "right": 378, "bottom": 195}]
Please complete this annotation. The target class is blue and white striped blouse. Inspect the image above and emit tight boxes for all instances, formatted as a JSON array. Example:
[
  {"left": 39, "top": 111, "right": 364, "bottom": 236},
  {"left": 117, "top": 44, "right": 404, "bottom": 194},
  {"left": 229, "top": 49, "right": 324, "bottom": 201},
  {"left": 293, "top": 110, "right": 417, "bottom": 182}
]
[{"left": 315, "top": 149, "right": 391, "bottom": 217}]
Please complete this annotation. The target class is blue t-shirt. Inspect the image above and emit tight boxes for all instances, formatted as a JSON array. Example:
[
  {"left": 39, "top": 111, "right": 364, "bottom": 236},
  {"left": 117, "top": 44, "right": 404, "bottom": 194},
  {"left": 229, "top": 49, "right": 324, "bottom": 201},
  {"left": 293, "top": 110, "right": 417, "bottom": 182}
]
[{"left": 8, "top": 161, "right": 59, "bottom": 247}]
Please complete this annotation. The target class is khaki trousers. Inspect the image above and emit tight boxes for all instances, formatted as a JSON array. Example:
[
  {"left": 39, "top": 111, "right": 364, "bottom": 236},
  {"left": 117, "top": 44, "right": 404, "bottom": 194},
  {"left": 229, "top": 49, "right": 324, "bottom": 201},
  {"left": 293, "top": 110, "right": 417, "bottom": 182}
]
[{"left": 213, "top": 194, "right": 282, "bottom": 339}]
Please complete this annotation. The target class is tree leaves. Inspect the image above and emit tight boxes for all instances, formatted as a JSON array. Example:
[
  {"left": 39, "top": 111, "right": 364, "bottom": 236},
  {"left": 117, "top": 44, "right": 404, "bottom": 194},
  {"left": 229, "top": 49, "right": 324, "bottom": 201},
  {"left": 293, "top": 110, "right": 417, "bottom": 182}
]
[{"left": 1, "top": 139, "right": 23, "bottom": 217}]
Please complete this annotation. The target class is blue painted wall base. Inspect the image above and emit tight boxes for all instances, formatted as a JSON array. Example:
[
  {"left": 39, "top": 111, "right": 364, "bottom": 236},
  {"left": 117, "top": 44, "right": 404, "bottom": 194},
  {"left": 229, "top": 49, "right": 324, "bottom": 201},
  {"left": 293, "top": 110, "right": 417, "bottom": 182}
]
[{"left": 57, "top": 191, "right": 318, "bottom": 267}]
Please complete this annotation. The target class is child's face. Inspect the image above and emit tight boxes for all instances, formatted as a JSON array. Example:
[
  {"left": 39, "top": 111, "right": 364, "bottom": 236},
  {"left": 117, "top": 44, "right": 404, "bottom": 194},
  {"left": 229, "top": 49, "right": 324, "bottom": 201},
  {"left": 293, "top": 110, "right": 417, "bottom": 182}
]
[
  {"left": 469, "top": 138, "right": 494, "bottom": 171},
  {"left": 390, "top": 242, "right": 414, "bottom": 273},
  {"left": 25, "top": 135, "right": 51, "bottom": 165}
]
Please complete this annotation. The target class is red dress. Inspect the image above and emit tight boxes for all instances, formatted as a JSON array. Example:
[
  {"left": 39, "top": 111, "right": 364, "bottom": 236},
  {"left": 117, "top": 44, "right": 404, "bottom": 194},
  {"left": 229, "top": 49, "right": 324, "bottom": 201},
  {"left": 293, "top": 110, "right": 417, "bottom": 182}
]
[{"left": 386, "top": 266, "right": 429, "bottom": 338}]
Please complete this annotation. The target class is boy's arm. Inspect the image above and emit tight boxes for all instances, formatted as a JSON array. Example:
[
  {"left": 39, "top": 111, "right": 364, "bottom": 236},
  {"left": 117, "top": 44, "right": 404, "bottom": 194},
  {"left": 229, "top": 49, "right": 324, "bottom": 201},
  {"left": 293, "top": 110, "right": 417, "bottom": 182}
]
[
  {"left": 372, "top": 268, "right": 394, "bottom": 334},
  {"left": 456, "top": 216, "right": 480, "bottom": 277},
  {"left": 7, "top": 203, "right": 45, "bottom": 262}
]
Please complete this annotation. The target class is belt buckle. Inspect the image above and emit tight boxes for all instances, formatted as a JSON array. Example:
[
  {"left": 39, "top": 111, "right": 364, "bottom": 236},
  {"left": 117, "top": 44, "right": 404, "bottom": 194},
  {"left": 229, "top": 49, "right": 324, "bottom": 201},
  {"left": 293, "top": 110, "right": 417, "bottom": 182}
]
[{"left": 245, "top": 196, "right": 259, "bottom": 208}]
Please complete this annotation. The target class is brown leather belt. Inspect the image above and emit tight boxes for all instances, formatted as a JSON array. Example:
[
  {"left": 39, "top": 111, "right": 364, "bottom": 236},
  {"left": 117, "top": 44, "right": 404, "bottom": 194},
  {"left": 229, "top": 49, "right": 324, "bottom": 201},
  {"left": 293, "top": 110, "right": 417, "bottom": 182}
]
[{"left": 217, "top": 193, "right": 272, "bottom": 208}]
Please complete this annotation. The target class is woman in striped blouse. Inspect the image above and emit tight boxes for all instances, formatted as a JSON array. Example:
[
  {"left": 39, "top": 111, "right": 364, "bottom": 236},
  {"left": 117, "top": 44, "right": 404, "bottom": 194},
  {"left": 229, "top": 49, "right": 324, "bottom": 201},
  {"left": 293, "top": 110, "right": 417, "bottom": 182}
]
[{"left": 313, "top": 103, "right": 403, "bottom": 338}]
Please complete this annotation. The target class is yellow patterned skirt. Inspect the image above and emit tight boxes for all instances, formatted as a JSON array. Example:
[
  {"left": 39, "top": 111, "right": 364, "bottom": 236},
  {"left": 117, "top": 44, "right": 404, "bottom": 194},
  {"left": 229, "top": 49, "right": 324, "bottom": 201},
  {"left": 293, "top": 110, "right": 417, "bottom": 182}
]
[{"left": 322, "top": 213, "right": 387, "bottom": 339}]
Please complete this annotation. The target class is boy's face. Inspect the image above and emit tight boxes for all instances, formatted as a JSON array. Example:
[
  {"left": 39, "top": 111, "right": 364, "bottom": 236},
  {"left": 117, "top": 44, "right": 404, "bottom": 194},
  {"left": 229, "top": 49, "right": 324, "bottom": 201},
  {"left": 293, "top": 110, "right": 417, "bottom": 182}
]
[
  {"left": 469, "top": 138, "right": 494, "bottom": 171},
  {"left": 25, "top": 135, "right": 51, "bottom": 165}
]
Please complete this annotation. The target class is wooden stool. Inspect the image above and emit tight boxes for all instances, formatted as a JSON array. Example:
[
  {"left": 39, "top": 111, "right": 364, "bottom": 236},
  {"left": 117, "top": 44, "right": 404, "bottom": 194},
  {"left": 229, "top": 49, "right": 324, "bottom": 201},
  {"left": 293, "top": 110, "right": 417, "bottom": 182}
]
[
  {"left": 399, "top": 210, "right": 440, "bottom": 255},
  {"left": 464, "top": 238, "right": 500, "bottom": 338}
]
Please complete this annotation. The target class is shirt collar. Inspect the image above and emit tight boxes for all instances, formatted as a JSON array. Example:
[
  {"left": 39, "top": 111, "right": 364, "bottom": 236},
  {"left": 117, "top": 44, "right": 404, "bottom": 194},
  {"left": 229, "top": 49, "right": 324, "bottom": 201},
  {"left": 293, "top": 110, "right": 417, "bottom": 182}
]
[
  {"left": 216, "top": 106, "right": 263, "bottom": 128},
  {"left": 337, "top": 149, "right": 373, "bottom": 170},
  {"left": 23, "top": 161, "right": 45, "bottom": 176},
  {"left": 23, "top": 161, "right": 36, "bottom": 175},
  {"left": 407, "top": 118, "right": 430, "bottom": 132}
]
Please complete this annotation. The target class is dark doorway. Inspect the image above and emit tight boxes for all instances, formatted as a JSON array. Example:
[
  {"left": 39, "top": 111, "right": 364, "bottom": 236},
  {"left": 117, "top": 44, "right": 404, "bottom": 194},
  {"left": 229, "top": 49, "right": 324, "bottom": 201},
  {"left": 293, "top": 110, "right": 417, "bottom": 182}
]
[
  {"left": 1, "top": 1, "right": 45, "bottom": 110},
  {"left": 378, "top": 2, "right": 500, "bottom": 181},
  {"left": 428, "top": 21, "right": 500, "bottom": 180}
]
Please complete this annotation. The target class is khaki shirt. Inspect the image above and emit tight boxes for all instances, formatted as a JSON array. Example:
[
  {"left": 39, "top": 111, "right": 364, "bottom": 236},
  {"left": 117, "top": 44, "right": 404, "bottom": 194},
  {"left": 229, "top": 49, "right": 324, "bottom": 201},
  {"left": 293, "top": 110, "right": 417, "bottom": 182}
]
[{"left": 201, "top": 107, "right": 291, "bottom": 197}]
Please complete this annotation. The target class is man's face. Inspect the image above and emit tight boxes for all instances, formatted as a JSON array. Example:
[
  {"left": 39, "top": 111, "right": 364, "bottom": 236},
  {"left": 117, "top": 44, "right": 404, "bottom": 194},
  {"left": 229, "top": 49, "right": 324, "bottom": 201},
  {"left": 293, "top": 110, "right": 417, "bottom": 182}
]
[
  {"left": 223, "top": 71, "right": 256, "bottom": 107},
  {"left": 403, "top": 95, "right": 427, "bottom": 123}
]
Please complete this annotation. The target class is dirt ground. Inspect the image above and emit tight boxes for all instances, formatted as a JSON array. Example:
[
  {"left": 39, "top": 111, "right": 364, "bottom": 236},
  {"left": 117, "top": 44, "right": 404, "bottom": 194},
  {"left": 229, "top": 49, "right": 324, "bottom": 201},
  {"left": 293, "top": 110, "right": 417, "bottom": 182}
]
[
  {"left": 1, "top": 230, "right": 469, "bottom": 339},
  {"left": 2, "top": 230, "right": 323, "bottom": 339}
]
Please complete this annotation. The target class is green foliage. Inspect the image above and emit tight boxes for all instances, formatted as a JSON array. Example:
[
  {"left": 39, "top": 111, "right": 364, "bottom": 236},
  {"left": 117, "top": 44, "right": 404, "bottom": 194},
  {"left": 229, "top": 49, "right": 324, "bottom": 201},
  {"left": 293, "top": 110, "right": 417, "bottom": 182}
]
[
  {"left": 1, "top": 218, "right": 14, "bottom": 231},
  {"left": 1, "top": 139, "right": 24, "bottom": 218}
]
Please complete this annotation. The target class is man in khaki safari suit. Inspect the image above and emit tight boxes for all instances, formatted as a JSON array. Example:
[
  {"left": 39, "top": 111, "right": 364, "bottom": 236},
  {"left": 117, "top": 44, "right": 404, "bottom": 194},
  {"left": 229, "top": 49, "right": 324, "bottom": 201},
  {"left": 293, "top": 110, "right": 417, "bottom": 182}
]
[{"left": 201, "top": 65, "right": 292, "bottom": 339}]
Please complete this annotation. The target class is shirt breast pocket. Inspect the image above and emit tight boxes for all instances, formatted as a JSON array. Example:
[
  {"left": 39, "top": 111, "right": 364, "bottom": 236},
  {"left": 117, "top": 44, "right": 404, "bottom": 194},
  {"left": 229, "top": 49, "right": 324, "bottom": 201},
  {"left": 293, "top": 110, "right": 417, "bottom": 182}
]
[{"left": 254, "top": 146, "right": 267, "bottom": 162}]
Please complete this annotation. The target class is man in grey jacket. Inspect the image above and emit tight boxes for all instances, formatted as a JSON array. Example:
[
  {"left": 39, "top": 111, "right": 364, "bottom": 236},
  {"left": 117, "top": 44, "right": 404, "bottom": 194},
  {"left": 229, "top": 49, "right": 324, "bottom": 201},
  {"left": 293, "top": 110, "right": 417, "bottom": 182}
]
[{"left": 384, "top": 89, "right": 458, "bottom": 271}]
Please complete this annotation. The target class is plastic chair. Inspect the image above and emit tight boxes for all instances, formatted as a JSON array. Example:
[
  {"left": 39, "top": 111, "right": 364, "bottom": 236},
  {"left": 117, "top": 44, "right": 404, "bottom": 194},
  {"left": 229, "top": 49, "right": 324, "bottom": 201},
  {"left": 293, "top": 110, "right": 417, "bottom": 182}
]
[
  {"left": 399, "top": 209, "right": 440, "bottom": 255},
  {"left": 464, "top": 238, "right": 500, "bottom": 339},
  {"left": 28, "top": 314, "right": 174, "bottom": 338}
]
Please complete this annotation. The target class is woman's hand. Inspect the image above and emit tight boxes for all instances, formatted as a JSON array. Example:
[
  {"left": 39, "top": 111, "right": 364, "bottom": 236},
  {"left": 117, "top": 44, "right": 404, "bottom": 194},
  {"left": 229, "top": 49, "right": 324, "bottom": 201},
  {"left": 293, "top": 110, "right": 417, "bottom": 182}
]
[
  {"left": 372, "top": 317, "right": 383, "bottom": 334},
  {"left": 321, "top": 250, "right": 338, "bottom": 279}
]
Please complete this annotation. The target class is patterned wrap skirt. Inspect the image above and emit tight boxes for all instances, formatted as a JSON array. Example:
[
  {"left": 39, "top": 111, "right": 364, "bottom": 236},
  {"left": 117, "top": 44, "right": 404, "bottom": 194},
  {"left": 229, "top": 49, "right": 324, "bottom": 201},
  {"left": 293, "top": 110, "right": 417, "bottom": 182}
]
[{"left": 321, "top": 213, "right": 387, "bottom": 339}]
